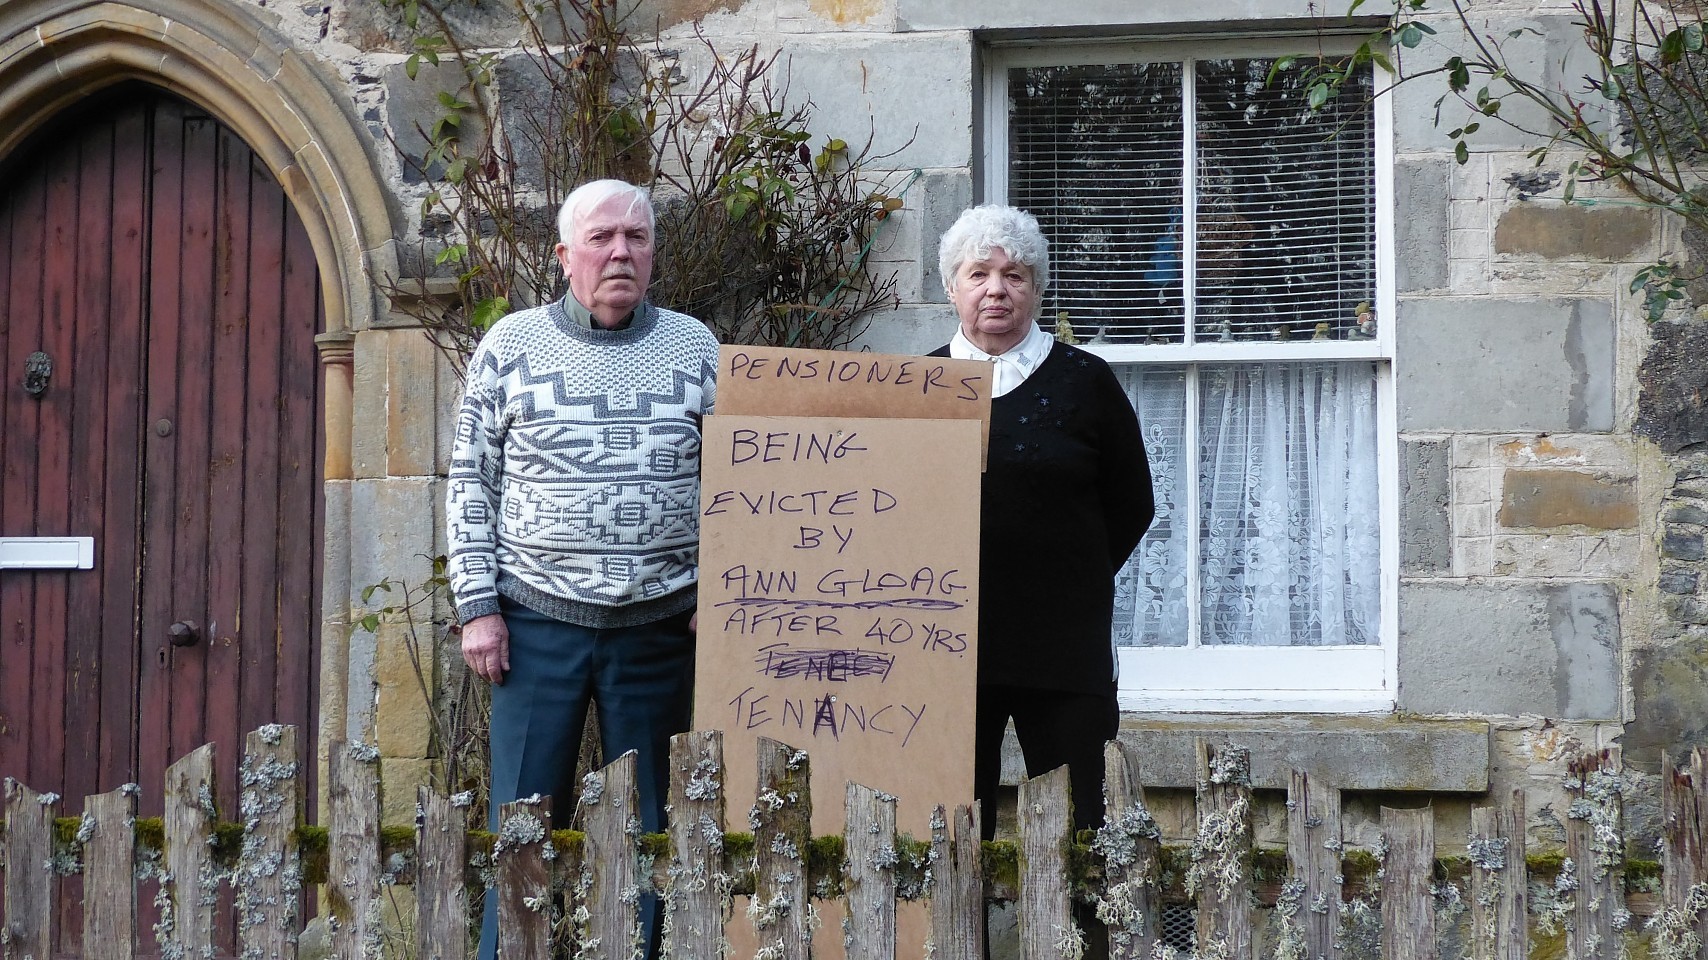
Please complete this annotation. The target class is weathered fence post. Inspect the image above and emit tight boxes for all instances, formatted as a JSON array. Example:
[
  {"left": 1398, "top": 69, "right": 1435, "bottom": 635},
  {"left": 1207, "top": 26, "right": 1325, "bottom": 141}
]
[
  {"left": 1380, "top": 806, "right": 1436, "bottom": 960},
  {"left": 3, "top": 778, "right": 57, "bottom": 960},
  {"left": 1100, "top": 739, "right": 1161, "bottom": 960},
  {"left": 415, "top": 787, "right": 469, "bottom": 960},
  {"left": 751, "top": 738, "right": 813, "bottom": 960},
  {"left": 81, "top": 785, "right": 137, "bottom": 960},
  {"left": 844, "top": 783, "right": 897, "bottom": 960},
  {"left": 162, "top": 743, "right": 218, "bottom": 959},
  {"left": 1017, "top": 764, "right": 1075, "bottom": 960},
  {"left": 493, "top": 793, "right": 552, "bottom": 960},
  {"left": 327, "top": 740, "right": 382, "bottom": 960},
  {"left": 1285, "top": 770, "right": 1342, "bottom": 960},
  {"left": 1661, "top": 748, "right": 1708, "bottom": 960},
  {"left": 585, "top": 751, "right": 643, "bottom": 959},
  {"left": 929, "top": 803, "right": 983, "bottom": 960},
  {"left": 1468, "top": 789, "right": 1527, "bottom": 960},
  {"left": 666, "top": 730, "right": 728, "bottom": 960},
  {"left": 1566, "top": 748, "right": 1625, "bottom": 960},
  {"left": 236, "top": 724, "right": 300, "bottom": 960},
  {"left": 1192, "top": 741, "right": 1253, "bottom": 960}
]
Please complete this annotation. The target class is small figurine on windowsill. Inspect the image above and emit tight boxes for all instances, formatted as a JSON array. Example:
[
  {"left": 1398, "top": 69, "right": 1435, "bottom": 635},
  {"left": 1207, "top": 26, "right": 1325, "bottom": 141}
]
[
  {"left": 1271, "top": 322, "right": 1293, "bottom": 341},
  {"left": 1348, "top": 301, "right": 1377, "bottom": 339},
  {"left": 1054, "top": 312, "right": 1078, "bottom": 345},
  {"left": 1311, "top": 321, "right": 1332, "bottom": 340}
]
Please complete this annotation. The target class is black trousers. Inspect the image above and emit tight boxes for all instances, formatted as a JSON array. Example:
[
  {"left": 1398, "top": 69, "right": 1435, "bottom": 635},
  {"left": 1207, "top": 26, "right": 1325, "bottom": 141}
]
[{"left": 973, "top": 681, "right": 1119, "bottom": 841}]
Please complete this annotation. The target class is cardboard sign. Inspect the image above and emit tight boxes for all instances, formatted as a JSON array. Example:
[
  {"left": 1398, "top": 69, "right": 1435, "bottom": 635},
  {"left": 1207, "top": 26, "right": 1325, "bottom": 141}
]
[
  {"left": 694, "top": 415, "right": 982, "bottom": 837},
  {"left": 714, "top": 344, "right": 994, "bottom": 467}
]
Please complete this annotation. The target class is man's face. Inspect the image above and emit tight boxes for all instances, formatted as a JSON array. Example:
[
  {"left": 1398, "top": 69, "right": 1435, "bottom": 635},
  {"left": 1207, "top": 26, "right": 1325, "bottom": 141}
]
[{"left": 556, "top": 193, "right": 654, "bottom": 326}]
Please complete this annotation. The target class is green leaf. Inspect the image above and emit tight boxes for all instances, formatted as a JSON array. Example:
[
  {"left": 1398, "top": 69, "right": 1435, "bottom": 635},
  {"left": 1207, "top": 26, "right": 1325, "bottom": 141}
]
[
  {"left": 1348, "top": 0, "right": 1367, "bottom": 13},
  {"left": 1448, "top": 57, "right": 1470, "bottom": 92},
  {"left": 1462, "top": 121, "right": 1480, "bottom": 134},
  {"left": 1481, "top": 99, "right": 1501, "bottom": 115},
  {"left": 1454, "top": 140, "right": 1469, "bottom": 164},
  {"left": 1412, "top": 21, "right": 1436, "bottom": 35},
  {"left": 1686, "top": 23, "right": 1705, "bottom": 52},
  {"left": 405, "top": 54, "right": 420, "bottom": 81},
  {"left": 1602, "top": 75, "right": 1623, "bottom": 99},
  {"left": 1398, "top": 23, "right": 1424, "bottom": 47},
  {"left": 1308, "top": 82, "right": 1331, "bottom": 109},
  {"left": 472, "top": 297, "right": 510, "bottom": 331},
  {"left": 359, "top": 614, "right": 381, "bottom": 634},
  {"left": 434, "top": 244, "right": 468, "bottom": 266},
  {"left": 1662, "top": 28, "right": 1686, "bottom": 64},
  {"left": 1371, "top": 51, "right": 1396, "bottom": 73},
  {"left": 1563, "top": 177, "right": 1577, "bottom": 202}
]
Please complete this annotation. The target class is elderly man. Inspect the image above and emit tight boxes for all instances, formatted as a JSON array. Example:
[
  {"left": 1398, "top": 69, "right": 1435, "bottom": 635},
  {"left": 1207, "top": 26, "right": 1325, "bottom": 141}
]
[{"left": 446, "top": 179, "right": 718, "bottom": 959}]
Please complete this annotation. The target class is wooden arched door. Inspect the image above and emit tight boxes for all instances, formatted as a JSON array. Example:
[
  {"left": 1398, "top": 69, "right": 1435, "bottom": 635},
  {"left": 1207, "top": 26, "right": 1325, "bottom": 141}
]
[{"left": 0, "top": 84, "right": 323, "bottom": 820}]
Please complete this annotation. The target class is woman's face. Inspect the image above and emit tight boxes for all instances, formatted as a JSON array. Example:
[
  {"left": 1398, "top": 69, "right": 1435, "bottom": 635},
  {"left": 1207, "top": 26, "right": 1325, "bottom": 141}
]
[{"left": 951, "top": 246, "right": 1037, "bottom": 355}]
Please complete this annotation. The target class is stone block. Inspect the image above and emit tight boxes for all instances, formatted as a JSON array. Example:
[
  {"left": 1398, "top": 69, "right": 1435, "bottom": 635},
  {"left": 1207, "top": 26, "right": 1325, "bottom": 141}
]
[
  {"left": 1454, "top": 502, "right": 1491, "bottom": 539},
  {"left": 323, "top": 480, "right": 353, "bottom": 623},
  {"left": 1497, "top": 469, "right": 1636, "bottom": 530},
  {"left": 770, "top": 33, "right": 974, "bottom": 171},
  {"left": 1402, "top": 439, "right": 1451, "bottom": 574},
  {"left": 1638, "top": 320, "right": 1708, "bottom": 454},
  {"left": 1670, "top": 501, "right": 1708, "bottom": 527},
  {"left": 381, "top": 757, "right": 438, "bottom": 827},
  {"left": 1451, "top": 466, "right": 1495, "bottom": 505},
  {"left": 1625, "top": 633, "right": 1708, "bottom": 775},
  {"left": 1491, "top": 535, "right": 1583, "bottom": 577},
  {"left": 374, "top": 621, "right": 436, "bottom": 759},
  {"left": 1493, "top": 434, "right": 1633, "bottom": 469},
  {"left": 1395, "top": 159, "right": 1450, "bottom": 292},
  {"left": 1582, "top": 534, "right": 1638, "bottom": 576},
  {"left": 351, "top": 329, "right": 390, "bottom": 480},
  {"left": 1397, "top": 297, "right": 1615, "bottom": 432},
  {"left": 778, "top": 0, "right": 898, "bottom": 32},
  {"left": 1452, "top": 537, "right": 1493, "bottom": 576},
  {"left": 850, "top": 304, "right": 953, "bottom": 356},
  {"left": 633, "top": 0, "right": 776, "bottom": 37},
  {"left": 1494, "top": 203, "right": 1654, "bottom": 261},
  {"left": 896, "top": 0, "right": 1333, "bottom": 29},
  {"left": 349, "top": 478, "right": 442, "bottom": 610},
  {"left": 387, "top": 331, "right": 442, "bottom": 478},
  {"left": 1659, "top": 569, "right": 1700, "bottom": 596},
  {"left": 1399, "top": 581, "right": 1620, "bottom": 719},
  {"left": 1663, "top": 530, "right": 1707, "bottom": 561},
  {"left": 381, "top": 59, "right": 490, "bottom": 185},
  {"left": 1109, "top": 716, "right": 1490, "bottom": 791}
]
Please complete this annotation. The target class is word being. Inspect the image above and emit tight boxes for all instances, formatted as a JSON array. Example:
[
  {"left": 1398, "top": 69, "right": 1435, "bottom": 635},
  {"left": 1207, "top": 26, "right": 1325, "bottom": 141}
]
[
  {"left": 723, "top": 604, "right": 843, "bottom": 637},
  {"left": 702, "top": 487, "right": 898, "bottom": 517},
  {"left": 727, "top": 351, "right": 984, "bottom": 402},
  {"left": 755, "top": 643, "right": 895, "bottom": 682},
  {"left": 730, "top": 429, "right": 866, "bottom": 465},
  {"left": 719, "top": 565, "right": 968, "bottom": 600},
  {"left": 727, "top": 686, "right": 928, "bottom": 747}
]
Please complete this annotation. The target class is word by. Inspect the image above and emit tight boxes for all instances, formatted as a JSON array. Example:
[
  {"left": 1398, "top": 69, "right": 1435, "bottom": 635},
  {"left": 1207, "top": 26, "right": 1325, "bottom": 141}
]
[
  {"left": 727, "top": 686, "right": 928, "bottom": 747},
  {"left": 727, "top": 351, "right": 984, "bottom": 402}
]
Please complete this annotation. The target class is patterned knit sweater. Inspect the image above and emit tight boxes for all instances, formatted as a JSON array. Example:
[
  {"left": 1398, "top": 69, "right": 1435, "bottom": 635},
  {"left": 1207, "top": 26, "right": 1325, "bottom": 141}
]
[{"left": 446, "top": 298, "right": 720, "bottom": 628}]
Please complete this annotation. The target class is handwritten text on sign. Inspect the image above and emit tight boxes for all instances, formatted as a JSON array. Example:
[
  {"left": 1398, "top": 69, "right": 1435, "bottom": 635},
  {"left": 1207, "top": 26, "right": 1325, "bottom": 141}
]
[
  {"left": 695, "top": 415, "right": 982, "bottom": 835},
  {"left": 713, "top": 344, "right": 994, "bottom": 469}
]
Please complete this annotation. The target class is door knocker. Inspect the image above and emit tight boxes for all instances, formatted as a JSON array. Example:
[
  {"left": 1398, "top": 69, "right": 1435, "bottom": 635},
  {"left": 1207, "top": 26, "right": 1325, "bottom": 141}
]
[{"left": 23, "top": 351, "right": 51, "bottom": 397}]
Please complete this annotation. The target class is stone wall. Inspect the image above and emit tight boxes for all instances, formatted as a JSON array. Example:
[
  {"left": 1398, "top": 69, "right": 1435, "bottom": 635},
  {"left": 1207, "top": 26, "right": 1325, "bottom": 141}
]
[{"left": 65, "top": 0, "right": 1702, "bottom": 854}]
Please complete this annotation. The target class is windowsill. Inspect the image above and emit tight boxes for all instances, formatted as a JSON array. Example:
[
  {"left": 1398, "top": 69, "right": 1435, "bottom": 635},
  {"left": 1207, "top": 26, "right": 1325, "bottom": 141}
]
[{"left": 998, "top": 713, "right": 1489, "bottom": 791}]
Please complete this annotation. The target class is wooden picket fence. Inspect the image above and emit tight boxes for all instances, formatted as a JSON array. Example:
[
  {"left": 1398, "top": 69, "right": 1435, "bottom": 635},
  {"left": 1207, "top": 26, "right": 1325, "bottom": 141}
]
[{"left": 3, "top": 728, "right": 1708, "bottom": 960}]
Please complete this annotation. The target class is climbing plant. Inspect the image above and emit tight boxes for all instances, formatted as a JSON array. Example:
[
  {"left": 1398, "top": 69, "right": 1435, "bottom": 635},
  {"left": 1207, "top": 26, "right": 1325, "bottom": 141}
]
[
  {"left": 1279, "top": 0, "right": 1708, "bottom": 320},
  {"left": 379, "top": 0, "right": 908, "bottom": 371}
]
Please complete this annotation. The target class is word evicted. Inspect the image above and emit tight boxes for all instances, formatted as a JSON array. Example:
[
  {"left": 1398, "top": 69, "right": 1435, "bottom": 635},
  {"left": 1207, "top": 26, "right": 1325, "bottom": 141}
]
[
  {"left": 727, "top": 686, "right": 929, "bottom": 747},
  {"left": 702, "top": 487, "right": 898, "bottom": 517},
  {"left": 727, "top": 351, "right": 984, "bottom": 402}
]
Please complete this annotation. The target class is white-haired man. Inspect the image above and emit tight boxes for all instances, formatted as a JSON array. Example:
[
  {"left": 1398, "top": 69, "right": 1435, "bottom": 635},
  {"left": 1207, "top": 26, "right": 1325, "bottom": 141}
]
[{"left": 446, "top": 179, "right": 718, "bottom": 959}]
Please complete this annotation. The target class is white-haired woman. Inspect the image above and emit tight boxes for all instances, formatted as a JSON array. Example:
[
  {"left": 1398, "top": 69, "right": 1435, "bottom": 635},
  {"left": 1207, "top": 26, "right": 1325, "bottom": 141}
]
[{"left": 930, "top": 204, "right": 1155, "bottom": 844}]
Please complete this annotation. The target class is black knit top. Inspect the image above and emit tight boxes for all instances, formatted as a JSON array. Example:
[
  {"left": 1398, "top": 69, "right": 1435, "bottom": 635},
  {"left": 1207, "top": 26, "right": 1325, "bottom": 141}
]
[{"left": 932, "top": 340, "right": 1156, "bottom": 693}]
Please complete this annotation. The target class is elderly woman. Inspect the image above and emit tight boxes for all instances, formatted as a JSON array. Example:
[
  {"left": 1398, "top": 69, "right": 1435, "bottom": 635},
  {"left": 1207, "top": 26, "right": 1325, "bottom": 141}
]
[{"left": 930, "top": 204, "right": 1156, "bottom": 840}]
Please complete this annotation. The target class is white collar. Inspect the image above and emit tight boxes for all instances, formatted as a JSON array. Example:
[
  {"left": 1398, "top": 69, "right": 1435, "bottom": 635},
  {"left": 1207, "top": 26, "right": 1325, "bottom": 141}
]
[{"left": 948, "top": 322, "right": 1054, "bottom": 397}]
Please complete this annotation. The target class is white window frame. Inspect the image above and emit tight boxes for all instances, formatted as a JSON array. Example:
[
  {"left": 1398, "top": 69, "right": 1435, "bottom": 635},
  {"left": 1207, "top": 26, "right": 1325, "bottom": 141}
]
[{"left": 984, "top": 37, "right": 1400, "bottom": 713}]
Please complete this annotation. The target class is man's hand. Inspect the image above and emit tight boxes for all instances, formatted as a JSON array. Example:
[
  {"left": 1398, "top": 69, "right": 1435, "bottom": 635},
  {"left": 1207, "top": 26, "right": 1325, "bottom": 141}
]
[
  {"left": 461, "top": 614, "right": 510, "bottom": 685},
  {"left": 689, "top": 611, "right": 698, "bottom": 634}
]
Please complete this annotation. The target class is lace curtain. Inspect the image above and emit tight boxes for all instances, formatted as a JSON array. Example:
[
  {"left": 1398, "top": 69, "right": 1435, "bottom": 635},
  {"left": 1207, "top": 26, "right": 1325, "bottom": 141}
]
[{"left": 1114, "top": 361, "right": 1381, "bottom": 647}]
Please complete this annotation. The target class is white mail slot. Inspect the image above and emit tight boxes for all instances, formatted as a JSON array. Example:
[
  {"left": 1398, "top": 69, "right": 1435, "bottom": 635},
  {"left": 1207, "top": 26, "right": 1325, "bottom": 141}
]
[{"left": 0, "top": 537, "right": 95, "bottom": 570}]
